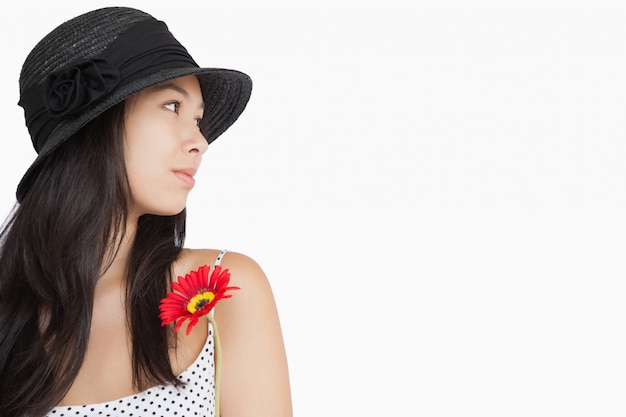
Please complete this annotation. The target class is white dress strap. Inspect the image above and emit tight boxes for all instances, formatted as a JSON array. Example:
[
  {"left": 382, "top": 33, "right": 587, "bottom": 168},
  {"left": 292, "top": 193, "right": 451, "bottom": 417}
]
[{"left": 214, "top": 249, "right": 228, "bottom": 267}]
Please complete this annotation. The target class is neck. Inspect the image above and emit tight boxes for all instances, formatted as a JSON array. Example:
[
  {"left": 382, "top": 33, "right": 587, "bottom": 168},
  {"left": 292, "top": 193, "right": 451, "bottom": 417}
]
[{"left": 96, "top": 219, "right": 137, "bottom": 294}]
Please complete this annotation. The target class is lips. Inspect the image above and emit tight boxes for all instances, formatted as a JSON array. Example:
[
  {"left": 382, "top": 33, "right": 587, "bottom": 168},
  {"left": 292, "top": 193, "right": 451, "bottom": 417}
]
[{"left": 173, "top": 168, "right": 197, "bottom": 188}]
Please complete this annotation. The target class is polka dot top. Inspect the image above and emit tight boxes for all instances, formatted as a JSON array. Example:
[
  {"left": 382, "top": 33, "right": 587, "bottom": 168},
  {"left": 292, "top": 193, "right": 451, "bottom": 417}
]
[{"left": 45, "top": 250, "right": 228, "bottom": 417}]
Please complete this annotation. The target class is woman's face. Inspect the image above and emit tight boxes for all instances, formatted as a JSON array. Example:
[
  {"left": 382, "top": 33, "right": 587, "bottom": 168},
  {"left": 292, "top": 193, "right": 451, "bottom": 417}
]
[{"left": 124, "top": 75, "right": 207, "bottom": 217}]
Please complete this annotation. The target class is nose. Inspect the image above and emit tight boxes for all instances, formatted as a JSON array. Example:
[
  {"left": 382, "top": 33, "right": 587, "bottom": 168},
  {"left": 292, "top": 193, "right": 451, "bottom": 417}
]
[{"left": 184, "top": 124, "right": 209, "bottom": 155}]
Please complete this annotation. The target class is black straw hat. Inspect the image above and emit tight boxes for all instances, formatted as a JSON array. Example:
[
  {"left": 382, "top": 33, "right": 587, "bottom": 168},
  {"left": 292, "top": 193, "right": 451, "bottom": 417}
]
[{"left": 16, "top": 7, "right": 252, "bottom": 201}]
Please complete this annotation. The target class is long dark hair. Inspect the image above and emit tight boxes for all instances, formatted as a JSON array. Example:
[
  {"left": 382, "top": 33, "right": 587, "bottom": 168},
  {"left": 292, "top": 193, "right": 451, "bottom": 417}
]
[{"left": 0, "top": 102, "right": 185, "bottom": 416}]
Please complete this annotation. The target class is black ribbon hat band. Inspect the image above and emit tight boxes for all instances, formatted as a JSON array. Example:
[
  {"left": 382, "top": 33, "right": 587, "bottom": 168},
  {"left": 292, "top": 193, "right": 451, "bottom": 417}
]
[{"left": 19, "top": 19, "right": 199, "bottom": 153}]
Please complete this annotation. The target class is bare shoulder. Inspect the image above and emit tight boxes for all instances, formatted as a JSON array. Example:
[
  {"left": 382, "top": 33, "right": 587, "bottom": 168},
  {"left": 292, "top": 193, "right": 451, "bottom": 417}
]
[
  {"left": 175, "top": 248, "right": 269, "bottom": 289},
  {"left": 174, "top": 248, "right": 278, "bottom": 330},
  {"left": 179, "top": 248, "right": 293, "bottom": 416}
]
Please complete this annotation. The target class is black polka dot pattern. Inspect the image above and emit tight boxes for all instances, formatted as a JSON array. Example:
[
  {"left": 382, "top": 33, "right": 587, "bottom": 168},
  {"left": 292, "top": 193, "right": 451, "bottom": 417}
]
[{"left": 45, "top": 324, "right": 216, "bottom": 417}]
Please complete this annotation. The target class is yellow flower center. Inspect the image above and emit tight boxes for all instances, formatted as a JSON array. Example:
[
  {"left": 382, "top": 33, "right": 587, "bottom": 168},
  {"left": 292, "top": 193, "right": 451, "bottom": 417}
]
[{"left": 187, "top": 291, "right": 215, "bottom": 314}]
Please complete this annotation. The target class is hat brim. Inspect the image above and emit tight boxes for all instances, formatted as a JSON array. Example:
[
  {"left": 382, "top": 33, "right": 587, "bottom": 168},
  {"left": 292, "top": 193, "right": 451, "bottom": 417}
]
[{"left": 16, "top": 67, "right": 252, "bottom": 201}]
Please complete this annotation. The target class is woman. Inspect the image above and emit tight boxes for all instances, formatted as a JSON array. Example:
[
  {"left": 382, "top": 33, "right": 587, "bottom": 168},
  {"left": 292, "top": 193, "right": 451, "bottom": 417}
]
[{"left": 0, "top": 6, "right": 292, "bottom": 417}]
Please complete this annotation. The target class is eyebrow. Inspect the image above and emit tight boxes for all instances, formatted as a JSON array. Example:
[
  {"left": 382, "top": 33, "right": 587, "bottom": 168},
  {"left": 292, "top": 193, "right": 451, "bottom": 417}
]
[{"left": 151, "top": 82, "right": 205, "bottom": 110}]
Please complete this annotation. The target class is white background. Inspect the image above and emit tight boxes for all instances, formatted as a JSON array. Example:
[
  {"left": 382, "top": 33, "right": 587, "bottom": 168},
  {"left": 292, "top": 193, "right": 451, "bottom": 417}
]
[{"left": 1, "top": 1, "right": 625, "bottom": 416}]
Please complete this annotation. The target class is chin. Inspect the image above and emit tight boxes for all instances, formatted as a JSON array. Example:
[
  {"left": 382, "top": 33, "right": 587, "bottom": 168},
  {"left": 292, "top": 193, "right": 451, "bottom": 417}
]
[
  {"left": 133, "top": 202, "right": 188, "bottom": 218},
  {"left": 151, "top": 206, "right": 187, "bottom": 216}
]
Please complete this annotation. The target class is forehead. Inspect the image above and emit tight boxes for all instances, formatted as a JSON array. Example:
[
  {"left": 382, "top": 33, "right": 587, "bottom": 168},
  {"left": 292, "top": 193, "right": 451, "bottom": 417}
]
[{"left": 135, "top": 75, "right": 204, "bottom": 107}]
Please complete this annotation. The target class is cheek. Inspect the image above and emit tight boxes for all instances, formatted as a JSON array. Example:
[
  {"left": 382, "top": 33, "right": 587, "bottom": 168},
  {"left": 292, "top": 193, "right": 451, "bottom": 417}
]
[
  {"left": 125, "top": 104, "right": 170, "bottom": 153},
  {"left": 124, "top": 135, "right": 163, "bottom": 200},
  {"left": 125, "top": 124, "right": 172, "bottom": 172}
]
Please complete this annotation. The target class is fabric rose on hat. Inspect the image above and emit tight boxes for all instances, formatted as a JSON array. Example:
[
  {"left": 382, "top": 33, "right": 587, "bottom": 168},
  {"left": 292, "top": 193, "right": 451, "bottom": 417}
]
[{"left": 44, "top": 59, "right": 120, "bottom": 118}]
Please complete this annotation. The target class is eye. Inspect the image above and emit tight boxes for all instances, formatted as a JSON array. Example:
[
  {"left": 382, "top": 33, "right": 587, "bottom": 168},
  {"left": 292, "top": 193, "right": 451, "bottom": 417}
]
[{"left": 164, "top": 101, "right": 180, "bottom": 113}]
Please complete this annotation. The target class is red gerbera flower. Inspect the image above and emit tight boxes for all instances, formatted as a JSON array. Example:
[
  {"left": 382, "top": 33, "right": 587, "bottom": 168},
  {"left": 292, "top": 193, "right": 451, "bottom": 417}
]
[{"left": 159, "top": 264, "right": 239, "bottom": 335}]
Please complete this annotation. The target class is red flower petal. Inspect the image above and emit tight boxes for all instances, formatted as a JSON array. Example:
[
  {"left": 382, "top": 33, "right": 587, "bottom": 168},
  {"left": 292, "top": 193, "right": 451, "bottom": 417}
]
[{"left": 159, "top": 264, "right": 239, "bottom": 334}]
